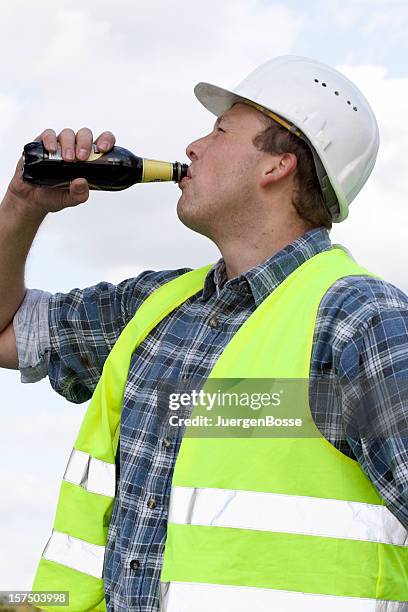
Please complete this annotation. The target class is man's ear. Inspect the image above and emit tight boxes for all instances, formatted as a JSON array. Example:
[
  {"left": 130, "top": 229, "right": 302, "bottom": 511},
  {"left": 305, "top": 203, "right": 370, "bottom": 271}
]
[{"left": 259, "top": 153, "right": 297, "bottom": 188}]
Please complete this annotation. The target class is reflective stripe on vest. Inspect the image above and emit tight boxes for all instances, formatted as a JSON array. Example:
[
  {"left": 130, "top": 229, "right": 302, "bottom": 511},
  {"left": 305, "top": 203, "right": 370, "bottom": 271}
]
[
  {"left": 160, "top": 247, "right": 408, "bottom": 607},
  {"left": 169, "top": 486, "right": 408, "bottom": 546},
  {"left": 63, "top": 449, "right": 116, "bottom": 498},
  {"left": 160, "top": 582, "right": 408, "bottom": 612},
  {"left": 42, "top": 530, "right": 105, "bottom": 579}
]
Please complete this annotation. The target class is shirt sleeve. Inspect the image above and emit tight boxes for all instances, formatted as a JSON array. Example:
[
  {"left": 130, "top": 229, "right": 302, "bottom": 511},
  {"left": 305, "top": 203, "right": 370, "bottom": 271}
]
[
  {"left": 334, "top": 284, "right": 408, "bottom": 530},
  {"left": 45, "top": 268, "right": 192, "bottom": 405},
  {"left": 12, "top": 288, "right": 52, "bottom": 383}
]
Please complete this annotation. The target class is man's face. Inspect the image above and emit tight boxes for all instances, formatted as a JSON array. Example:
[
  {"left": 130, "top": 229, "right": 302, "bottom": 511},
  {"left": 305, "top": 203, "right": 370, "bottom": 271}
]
[{"left": 177, "top": 102, "right": 268, "bottom": 240}]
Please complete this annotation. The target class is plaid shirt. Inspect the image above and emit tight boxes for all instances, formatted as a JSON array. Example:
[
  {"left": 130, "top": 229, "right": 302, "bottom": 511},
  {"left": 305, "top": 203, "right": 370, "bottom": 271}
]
[{"left": 13, "top": 227, "right": 408, "bottom": 612}]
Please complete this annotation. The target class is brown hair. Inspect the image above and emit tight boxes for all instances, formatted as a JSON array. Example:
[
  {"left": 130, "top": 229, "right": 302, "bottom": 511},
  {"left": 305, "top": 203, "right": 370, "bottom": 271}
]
[{"left": 252, "top": 114, "right": 333, "bottom": 229}]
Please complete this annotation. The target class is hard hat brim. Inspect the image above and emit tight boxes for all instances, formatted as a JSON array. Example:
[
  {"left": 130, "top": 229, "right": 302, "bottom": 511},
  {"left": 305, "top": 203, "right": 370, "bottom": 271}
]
[
  {"left": 194, "top": 82, "right": 243, "bottom": 118},
  {"left": 194, "top": 81, "right": 349, "bottom": 223}
]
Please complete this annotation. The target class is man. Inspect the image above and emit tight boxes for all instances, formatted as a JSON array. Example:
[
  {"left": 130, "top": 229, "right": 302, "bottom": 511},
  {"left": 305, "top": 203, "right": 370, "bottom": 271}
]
[{"left": 0, "top": 55, "right": 407, "bottom": 611}]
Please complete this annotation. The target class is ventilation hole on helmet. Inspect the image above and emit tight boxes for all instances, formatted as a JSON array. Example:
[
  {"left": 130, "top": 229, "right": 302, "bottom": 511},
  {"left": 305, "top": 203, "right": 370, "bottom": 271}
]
[
  {"left": 353, "top": 106, "right": 358, "bottom": 111},
  {"left": 334, "top": 91, "right": 339, "bottom": 96},
  {"left": 314, "top": 78, "right": 319, "bottom": 83},
  {"left": 322, "top": 82, "right": 327, "bottom": 87},
  {"left": 347, "top": 100, "right": 351, "bottom": 105}
]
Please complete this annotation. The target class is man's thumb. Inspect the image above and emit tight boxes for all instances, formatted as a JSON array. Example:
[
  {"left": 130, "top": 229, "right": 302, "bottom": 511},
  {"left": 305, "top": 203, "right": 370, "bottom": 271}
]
[
  {"left": 72, "top": 178, "right": 88, "bottom": 192},
  {"left": 65, "top": 178, "right": 89, "bottom": 207}
]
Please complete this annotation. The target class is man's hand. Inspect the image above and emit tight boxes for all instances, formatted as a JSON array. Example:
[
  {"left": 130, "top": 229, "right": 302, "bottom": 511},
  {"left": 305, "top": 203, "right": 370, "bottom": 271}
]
[{"left": 6, "top": 128, "right": 116, "bottom": 214}]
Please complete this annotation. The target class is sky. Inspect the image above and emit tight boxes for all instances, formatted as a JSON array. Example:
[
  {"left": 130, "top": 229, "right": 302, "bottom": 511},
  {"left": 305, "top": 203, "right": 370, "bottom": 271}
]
[{"left": 1, "top": 0, "right": 408, "bottom": 590}]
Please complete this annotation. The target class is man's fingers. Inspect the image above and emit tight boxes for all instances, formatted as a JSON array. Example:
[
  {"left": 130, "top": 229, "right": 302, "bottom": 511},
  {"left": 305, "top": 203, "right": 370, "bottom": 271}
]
[
  {"left": 95, "top": 131, "right": 115, "bottom": 153},
  {"left": 39, "top": 129, "right": 58, "bottom": 152},
  {"left": 75, "top": 127, "right": 94, "bottom": 161},
  {"left": 30, "top": 128, "right": 116, "bottom": 159},
  {"left": 57, "top": 128, "right": 76, "bottom": 162}
]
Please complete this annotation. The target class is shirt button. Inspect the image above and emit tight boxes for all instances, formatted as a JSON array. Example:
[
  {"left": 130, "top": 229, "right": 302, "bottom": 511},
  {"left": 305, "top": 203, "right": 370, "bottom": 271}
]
[
  {"left": 162, "top": 437, "right": 172, "bottom": 449},
  {"left": 182, "top": 373, "right": 189, "bottom": 383},
  {"left": 129, "top": 559, "right": 140, "bottom": 570},
  {"left": 208, "top": 315, "right": 220, "bottom": 329},
  {"left": 147, "top": 498, "right": 157, "bottom": 510}
]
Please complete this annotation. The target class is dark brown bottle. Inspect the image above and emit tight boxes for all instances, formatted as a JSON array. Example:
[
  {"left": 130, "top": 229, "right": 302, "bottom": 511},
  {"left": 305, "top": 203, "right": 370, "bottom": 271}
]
[{"left": 22, "top": 142, "right": 188, "bottom": 191}]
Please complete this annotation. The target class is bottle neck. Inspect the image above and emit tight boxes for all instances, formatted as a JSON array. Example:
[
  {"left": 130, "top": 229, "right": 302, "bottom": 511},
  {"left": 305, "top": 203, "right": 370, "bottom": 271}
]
[{"left": 141, "top": 159, "right": 175, "bottom": 183}]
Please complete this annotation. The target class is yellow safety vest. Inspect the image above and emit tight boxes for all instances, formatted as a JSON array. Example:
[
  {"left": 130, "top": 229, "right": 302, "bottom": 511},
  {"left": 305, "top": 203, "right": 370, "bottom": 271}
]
[{"left": 33, "top": 247, "right": 408, "bottom": 611}]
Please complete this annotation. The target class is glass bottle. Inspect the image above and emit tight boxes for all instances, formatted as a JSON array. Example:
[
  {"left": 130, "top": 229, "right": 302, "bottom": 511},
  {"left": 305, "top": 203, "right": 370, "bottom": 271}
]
[{"left": 22, "top": 141, "right": 188, "bottom": 191}]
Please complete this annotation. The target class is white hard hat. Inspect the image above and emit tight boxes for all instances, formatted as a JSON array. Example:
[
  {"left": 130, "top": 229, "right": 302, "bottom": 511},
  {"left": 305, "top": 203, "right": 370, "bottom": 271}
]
[{"left": 194, "top": 55, "right": 379, "bottom": 223}]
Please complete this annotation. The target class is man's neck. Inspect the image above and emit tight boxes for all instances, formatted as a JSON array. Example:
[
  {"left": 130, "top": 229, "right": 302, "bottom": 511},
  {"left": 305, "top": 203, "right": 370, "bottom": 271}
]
[{"left": 220, "top": 223, "right": 313, "bottom": 280}]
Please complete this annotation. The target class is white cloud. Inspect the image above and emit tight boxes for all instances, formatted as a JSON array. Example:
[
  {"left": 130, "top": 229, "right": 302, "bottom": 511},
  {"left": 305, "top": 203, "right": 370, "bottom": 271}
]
[
  {"left": 331, "top": 62, "right": 408, "bottom": 292},
  {"left": 0, "top": 94, "right": 21, "bottom": 135},
  {"left": 0, "top": 402, "right": 87, "bottom": 589},
  {"left": 36, "top": 10, "right": 112, "bottom": 78},
  {"left": 0, "top": 0, "right": 304, "bottom": 279}
]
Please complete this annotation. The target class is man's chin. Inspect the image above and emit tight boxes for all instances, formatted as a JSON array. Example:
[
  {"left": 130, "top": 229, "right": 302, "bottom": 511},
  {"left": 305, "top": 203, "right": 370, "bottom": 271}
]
[
  {"left": 176, "top": 199, "right": 211, "bottom": 237},
  {"left": 176, "top": 195, "right": 193, "bottom": 224}
]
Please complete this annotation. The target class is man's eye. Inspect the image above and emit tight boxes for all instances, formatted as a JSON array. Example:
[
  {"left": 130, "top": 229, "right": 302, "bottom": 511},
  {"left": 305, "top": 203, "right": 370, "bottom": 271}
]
[{"left": 217, "top": 127, "right": 225, "bottom": 133}]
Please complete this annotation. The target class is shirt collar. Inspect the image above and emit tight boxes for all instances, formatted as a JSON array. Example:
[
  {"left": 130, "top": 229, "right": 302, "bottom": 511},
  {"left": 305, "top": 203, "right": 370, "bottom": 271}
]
[{"left": 201, "top": 227, "right": 333, "bottom": 307}]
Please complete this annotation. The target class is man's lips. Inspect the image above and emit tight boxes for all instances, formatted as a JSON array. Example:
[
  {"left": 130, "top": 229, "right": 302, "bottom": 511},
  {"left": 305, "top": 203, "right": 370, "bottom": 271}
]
[
  {"left": 179, "top": 169, "right": 193, "bottom": 188},
  {"left": 179, "top": 176, "right": 191, "bottom": 188}
]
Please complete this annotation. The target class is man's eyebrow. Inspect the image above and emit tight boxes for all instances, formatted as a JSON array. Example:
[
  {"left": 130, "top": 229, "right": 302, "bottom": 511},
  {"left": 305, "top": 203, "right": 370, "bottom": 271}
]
[{"left": 214, "top": 115, "right": 227, "bottom": 128}]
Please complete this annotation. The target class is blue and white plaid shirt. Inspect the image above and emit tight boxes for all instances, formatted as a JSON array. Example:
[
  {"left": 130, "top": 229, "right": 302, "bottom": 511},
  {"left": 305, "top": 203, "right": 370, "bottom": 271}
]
[{"left": 13, "top": 227, "right": 408, "bottom": 612}]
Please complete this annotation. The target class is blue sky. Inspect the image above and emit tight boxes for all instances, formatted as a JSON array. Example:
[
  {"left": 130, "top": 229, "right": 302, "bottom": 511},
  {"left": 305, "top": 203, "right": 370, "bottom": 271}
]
[
  {"left": 261, "top": 0, "right": 408, "bottom": 77},
  {"left": 1, "top": 0, "right": 408, "bottom": 590}
]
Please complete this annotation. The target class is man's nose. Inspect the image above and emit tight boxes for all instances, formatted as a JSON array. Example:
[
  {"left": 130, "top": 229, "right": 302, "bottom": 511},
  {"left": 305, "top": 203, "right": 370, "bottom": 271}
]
[
  {"left": 186, "top": 139, "right": 199, "bottom": 161},
  {"left": 186, "top": 134, "right": 208, "bottom": 161}
]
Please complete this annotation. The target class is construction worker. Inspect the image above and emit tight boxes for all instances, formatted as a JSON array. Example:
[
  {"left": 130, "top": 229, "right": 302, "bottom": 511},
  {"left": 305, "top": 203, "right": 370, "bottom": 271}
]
[{"left": 0, "top": 55, "right": 407, "bottom": 611}]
